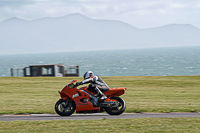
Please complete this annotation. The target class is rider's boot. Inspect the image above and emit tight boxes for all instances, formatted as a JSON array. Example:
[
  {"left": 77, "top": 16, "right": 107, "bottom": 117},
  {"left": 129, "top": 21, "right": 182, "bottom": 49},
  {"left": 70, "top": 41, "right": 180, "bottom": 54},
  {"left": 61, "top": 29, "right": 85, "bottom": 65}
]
[
  {"left": 99, "top": 94, "right": 107, "bottom": 100},
  {"left": 96, "top": 87, "right": 107, "bottom": 100}
]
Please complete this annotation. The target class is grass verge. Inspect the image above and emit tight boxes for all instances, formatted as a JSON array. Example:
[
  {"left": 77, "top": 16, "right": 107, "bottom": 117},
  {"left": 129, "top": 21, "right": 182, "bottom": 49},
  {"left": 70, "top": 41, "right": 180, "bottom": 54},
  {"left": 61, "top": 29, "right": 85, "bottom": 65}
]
[
  {"left": 0, "top": 117, "right": 200, "bottom": 133},
  {"left": 0, "top": 76, "right": 200, "bottom": 114}
]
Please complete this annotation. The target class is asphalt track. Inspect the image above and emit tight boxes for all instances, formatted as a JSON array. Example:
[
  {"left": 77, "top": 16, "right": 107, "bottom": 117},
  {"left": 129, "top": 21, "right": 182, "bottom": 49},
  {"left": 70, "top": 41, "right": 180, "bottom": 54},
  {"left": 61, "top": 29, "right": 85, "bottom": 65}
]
[{"left": 0, "top": 112, "right": 200, "bottom": 121}]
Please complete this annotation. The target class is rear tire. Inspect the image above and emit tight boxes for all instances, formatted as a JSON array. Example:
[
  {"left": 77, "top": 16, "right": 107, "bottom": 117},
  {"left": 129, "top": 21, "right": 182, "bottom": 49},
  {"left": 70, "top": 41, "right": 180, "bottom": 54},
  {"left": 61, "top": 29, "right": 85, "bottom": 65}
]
[
  {"left": 104, "top": 96, "right": 126, "bottom": 115},
  {"left": 55, "top": 99, "right": 76, "bottom": 116}
]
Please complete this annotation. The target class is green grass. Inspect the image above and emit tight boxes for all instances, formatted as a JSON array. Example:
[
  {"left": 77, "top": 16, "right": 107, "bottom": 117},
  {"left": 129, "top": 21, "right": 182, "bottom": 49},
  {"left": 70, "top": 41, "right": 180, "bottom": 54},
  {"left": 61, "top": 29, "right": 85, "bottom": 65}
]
[
  {"left": 0, "top": 117, "right": 200, "bottom": 133},
  {"left": 0, "top": 76, "right": 200, "bottom": 114}
]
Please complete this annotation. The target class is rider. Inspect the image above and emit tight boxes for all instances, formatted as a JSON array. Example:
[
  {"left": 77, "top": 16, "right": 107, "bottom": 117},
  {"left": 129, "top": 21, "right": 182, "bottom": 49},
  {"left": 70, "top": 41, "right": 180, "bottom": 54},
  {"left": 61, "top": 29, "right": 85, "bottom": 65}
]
[{"left": 76, "top": 71, "right": 109, "bottom": 100}]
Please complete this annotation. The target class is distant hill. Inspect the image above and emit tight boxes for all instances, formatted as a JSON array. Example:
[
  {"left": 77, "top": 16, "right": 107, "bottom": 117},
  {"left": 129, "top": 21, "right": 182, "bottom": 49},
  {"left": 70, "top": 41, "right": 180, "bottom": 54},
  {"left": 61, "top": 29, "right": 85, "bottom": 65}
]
[{"left": 0, "top": 13, "right": 200, "bottom": 54}]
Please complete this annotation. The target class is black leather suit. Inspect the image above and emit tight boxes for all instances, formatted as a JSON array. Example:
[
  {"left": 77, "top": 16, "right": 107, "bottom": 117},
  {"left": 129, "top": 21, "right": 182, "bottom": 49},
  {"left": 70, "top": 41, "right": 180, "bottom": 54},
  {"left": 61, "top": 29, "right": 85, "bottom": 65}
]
[{"left": 79, "top": 75, "right": 110, "bottom": 94}]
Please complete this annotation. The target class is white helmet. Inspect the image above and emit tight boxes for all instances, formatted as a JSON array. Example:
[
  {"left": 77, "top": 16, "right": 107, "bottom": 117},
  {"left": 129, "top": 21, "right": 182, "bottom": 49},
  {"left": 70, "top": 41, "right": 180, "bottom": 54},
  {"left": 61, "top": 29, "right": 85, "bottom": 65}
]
[{"left": 83, "top": 71, "right": 94, "bottom": 79}]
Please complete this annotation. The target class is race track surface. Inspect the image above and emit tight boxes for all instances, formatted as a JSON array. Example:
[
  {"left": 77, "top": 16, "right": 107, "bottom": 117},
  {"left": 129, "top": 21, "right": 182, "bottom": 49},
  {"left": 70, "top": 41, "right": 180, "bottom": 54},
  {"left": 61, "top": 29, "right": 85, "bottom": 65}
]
[{"left": 0, "top": 112, "right": 200, "bottom": 121}]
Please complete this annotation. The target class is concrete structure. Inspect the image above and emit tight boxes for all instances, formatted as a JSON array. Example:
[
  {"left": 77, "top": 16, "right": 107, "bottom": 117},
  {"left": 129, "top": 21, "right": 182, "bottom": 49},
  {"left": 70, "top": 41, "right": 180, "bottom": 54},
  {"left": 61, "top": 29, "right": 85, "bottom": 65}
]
[{"left": 11, "top": 64, "right": 79, "bottom": 77}]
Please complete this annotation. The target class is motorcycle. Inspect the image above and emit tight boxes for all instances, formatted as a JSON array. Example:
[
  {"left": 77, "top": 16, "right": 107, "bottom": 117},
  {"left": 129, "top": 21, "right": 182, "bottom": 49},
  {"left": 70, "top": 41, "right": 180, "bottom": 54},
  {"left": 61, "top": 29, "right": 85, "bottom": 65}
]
[{"left": 55, "top": 80, "right": 127, "bottom": 116}]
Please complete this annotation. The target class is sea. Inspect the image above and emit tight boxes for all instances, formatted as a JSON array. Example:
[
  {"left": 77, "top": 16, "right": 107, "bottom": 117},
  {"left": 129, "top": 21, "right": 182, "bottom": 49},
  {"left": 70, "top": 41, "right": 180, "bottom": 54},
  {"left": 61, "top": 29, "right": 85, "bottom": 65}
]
[{"left": 0, "top": 46, "right": 200, "bottom": 77}]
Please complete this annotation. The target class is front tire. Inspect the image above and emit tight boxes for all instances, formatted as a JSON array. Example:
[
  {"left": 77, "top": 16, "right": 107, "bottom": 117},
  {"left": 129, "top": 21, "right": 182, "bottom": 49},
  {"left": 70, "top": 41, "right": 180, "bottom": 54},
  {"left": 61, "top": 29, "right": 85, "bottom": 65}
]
[
  {"left": 104, "top": 96, "right": 126, "bottom": 115},
  {"left": 55, "top": 99, "right": 76, "bottom": 116}
]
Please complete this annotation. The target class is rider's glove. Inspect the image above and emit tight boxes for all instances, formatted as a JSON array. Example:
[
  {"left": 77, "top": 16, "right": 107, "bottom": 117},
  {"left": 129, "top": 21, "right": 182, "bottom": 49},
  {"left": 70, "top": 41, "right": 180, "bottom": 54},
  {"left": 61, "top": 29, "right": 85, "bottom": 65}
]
[
  {"left": 75, "top": 82, "right": 79, "bottom": 86},
  {"left": 76, "top": 82, "right": 83, "bottom": 86}
]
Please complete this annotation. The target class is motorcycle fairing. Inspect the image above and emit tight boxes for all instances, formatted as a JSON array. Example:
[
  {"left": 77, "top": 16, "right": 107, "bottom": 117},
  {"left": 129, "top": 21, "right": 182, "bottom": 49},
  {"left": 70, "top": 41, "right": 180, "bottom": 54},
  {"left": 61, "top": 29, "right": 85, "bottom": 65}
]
[
  {"left": 60, "top": 86, "right": 100, "bottom": 112},
  {"left": 104, "top": 87, "right": 127, "bottom": 98}
]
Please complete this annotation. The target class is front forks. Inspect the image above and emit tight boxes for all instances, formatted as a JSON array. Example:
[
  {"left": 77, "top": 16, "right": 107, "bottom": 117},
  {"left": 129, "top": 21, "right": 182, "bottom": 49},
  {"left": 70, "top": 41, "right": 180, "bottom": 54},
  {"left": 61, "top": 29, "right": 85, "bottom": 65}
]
[{"left": 61, "top": 99, "right": 71, "bottom": 111}]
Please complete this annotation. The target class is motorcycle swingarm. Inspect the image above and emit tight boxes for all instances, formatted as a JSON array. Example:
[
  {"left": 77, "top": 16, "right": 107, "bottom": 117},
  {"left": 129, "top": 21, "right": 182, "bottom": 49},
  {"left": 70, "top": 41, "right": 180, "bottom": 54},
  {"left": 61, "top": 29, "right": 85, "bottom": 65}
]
[{"left": 100, "top": 101, "right": 120, "bottom": 108}]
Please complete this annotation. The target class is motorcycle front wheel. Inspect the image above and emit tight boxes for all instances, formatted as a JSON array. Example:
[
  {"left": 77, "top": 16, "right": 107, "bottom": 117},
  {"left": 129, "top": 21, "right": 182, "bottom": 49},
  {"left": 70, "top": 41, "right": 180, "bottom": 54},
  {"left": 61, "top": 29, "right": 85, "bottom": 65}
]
[
  {"left": 55, "top": 99, "right": 76, "bottom": 116},
  {"left": 104, "top": 96, "right": 126, "bottom": 115}
]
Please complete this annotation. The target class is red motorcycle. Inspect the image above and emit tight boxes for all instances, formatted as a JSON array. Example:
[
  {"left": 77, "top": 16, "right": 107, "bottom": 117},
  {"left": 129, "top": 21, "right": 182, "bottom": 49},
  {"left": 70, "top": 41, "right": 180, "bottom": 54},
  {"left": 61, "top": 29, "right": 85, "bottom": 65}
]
[{"left": 55, "top": 80, "right": 127, "bottom": 116}]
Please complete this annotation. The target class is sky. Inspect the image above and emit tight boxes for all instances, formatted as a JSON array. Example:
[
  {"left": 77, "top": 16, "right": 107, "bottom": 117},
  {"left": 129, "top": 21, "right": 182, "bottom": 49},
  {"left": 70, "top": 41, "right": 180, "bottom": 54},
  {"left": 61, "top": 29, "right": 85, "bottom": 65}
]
[{"left": 0, "top": 0, "right": 200, "bottom": 29}]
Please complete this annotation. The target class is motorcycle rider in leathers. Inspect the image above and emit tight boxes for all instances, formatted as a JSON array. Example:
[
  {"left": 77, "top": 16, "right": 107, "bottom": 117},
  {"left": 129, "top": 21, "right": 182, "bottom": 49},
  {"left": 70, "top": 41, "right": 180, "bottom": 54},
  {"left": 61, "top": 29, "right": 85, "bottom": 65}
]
[{"left": 76, "top": 71, "right": 109, "bottom": 100}]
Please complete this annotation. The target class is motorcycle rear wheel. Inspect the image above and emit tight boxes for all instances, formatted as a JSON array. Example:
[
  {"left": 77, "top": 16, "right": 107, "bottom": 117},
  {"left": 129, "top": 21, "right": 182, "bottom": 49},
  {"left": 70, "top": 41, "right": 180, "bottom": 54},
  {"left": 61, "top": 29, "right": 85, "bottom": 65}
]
[
  {"left": 55, "top": 99, "right": 76, "bottom": 116},
  {"left": 104, "top": 96, "right": 126, "bottom": 115}
]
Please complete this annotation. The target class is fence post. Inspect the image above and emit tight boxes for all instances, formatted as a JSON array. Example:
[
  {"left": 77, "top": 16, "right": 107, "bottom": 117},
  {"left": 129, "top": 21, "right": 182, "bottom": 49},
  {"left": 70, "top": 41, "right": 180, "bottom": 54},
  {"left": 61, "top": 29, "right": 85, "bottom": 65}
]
[{"left": 11, "top": 68, "right": 13, "bottom": 76}]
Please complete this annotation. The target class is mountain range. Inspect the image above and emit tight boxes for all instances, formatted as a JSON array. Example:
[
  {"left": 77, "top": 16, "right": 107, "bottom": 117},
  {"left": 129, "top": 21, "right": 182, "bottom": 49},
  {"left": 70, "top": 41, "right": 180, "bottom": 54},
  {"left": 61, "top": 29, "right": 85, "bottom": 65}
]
[{"left": 1, "top": 13, "right": 200, "bottom": 54}]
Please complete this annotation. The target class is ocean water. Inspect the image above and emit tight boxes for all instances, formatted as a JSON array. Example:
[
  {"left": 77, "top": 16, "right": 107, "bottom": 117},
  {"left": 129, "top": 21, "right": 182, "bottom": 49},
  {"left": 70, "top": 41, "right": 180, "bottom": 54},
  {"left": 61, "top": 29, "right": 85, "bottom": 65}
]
[{"left": 0, "top": 46, "right": 200, "bottom": 77}]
